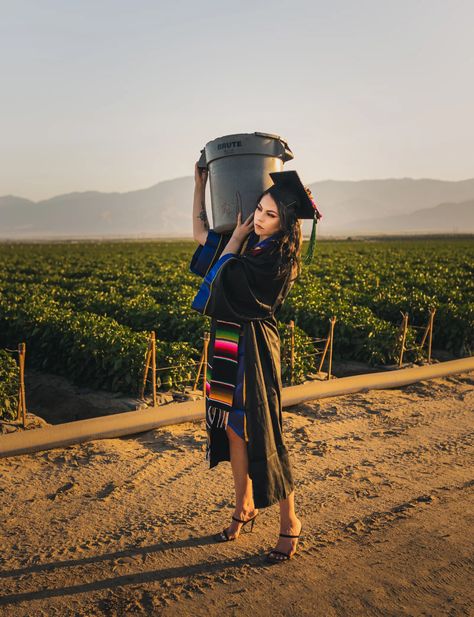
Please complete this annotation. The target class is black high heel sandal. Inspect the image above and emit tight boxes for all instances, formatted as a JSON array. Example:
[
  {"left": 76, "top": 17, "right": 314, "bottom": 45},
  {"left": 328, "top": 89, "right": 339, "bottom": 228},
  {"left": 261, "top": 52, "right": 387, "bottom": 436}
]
[
  {"left": 266, "top": 527, "right": 303, "bottom": 563},
  {"left": 215, "top": 511, "right": 259, "bottom": 542}
]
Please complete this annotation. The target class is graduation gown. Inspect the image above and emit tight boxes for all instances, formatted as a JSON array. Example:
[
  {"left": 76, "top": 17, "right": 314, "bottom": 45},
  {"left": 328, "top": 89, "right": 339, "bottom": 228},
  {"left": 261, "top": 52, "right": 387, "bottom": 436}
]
[{"left": 189, "top": 228, "right": 295, "bottom": 508}]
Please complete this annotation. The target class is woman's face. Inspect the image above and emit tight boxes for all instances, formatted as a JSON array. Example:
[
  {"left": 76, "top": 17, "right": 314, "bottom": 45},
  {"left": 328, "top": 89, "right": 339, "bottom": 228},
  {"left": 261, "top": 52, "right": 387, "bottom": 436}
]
[{"left": 254, "top": 193, "right": 281, "bottom": 239}]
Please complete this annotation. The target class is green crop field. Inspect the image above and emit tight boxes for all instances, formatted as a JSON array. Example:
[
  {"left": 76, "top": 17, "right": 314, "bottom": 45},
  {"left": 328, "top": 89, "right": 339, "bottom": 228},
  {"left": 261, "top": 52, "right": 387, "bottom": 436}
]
[{"left": 0, "top": 237, "right": 472, "bottom": 419}]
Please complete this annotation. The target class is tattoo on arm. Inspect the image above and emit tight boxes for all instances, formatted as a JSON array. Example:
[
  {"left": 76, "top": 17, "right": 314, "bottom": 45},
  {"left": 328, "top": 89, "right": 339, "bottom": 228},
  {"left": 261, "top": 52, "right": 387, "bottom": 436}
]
[{"left": 197, "top": 200, "right": 209, "bottom": 230}]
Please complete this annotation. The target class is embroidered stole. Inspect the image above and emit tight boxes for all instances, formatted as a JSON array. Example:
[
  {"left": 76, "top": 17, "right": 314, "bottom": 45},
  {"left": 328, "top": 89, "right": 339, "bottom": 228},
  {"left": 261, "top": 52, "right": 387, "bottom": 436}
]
[{"left": 205, "top": 318, "right": 242, "bottom": 459}]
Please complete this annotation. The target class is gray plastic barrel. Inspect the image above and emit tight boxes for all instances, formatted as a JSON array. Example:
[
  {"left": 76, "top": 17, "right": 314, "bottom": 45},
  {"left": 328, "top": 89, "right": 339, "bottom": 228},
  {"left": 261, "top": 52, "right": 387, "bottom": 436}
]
[{"left": 197, "top": 132, "right": 294, "bottom": 233}]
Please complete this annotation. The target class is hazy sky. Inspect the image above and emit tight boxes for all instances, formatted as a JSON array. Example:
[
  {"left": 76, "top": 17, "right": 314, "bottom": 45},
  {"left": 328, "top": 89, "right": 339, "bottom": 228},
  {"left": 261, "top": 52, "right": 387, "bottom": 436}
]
[{"left": 1, "top": 0, "right": 473, "bottom": 201}]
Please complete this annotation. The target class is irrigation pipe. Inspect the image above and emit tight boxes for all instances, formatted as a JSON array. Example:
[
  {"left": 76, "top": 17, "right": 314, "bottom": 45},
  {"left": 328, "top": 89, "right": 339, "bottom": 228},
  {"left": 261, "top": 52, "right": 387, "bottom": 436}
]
[{"left": 1, "top": 356, "right": 473, "bottom": 459}]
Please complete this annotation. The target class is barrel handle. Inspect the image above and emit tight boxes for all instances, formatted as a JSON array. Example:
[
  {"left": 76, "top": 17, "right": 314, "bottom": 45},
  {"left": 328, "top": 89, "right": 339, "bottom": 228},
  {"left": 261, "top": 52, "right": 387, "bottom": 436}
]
[
  {"left": 197, "top": 149, "right": 207, "bottom": 170},
  {"left": 254, "top": 132, "right": 294, "bottom": 162},
  {"left": 282, "top": 146, "right": 294, "bottom": 162}
]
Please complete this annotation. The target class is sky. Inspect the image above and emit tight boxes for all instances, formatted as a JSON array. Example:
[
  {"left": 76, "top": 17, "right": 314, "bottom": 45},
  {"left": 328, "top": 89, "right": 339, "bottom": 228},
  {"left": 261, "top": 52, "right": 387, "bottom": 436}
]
[{"left": 1, "top": 0, "right": 473, "bottom": 201}]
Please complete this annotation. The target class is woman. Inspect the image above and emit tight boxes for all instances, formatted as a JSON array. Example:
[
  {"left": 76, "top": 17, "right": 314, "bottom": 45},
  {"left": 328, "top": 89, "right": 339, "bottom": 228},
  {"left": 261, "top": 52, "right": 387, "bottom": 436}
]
[{"left": 189, "top": 161, "right": 319, "bottom": 563}]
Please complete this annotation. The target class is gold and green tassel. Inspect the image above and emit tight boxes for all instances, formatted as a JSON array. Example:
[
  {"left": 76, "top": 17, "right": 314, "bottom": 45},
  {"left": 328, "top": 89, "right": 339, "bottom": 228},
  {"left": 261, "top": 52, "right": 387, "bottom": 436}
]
[{"left": 303, "top": 215, "right": 318, "bottom": 265}]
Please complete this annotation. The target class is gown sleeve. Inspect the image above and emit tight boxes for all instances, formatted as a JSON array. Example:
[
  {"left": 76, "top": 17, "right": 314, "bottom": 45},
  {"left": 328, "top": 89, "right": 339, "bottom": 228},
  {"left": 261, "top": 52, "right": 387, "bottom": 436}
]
[
  {"left": 189, "top": 229, "right": 233, "bottom": 278},
  {"left": 190, "top": 238, "right": 290, "bottom": 323}
]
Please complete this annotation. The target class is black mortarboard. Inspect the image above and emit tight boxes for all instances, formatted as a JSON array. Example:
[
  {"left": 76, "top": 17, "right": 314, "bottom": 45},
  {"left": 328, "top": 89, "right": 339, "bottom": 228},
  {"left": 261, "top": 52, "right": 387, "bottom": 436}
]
[{"left": 268, "top": 170, "right": 322, "bottom": 264}]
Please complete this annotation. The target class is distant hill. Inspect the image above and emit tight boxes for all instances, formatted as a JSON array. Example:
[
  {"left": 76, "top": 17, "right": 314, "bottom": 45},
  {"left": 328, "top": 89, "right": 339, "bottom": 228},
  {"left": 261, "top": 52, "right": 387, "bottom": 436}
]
[
  {"left": 0, "top": 177, "right": 195, "bottom": 239},
  {"left": 335, "top": 199, "right": 474, "bottom": 234},
  {"left": 1, "top": 177, "right": 473, "bottom": 238},
  {"left": 310, "top": 178, "right": 474, "bottom": 234}
]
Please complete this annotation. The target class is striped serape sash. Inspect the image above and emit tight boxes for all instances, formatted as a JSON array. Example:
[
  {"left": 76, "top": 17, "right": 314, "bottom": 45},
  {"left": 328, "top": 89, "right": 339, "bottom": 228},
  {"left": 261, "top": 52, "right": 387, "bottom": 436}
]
[{"left": 205, "top": 318, "right": 242, "bottom": 457}]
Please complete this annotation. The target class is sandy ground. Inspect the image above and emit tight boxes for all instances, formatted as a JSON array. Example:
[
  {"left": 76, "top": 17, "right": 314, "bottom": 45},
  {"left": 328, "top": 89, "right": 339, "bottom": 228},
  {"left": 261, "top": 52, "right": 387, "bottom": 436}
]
[{"left": 0, "top": 371, "right": 473, "bottom": 617}]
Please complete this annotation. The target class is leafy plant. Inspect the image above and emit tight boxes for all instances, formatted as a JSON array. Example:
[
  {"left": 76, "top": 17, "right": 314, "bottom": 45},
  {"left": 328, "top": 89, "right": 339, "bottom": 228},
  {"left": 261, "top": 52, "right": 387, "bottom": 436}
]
[{"left": 0, "top": 350, "right": 19, "bottom": 421}]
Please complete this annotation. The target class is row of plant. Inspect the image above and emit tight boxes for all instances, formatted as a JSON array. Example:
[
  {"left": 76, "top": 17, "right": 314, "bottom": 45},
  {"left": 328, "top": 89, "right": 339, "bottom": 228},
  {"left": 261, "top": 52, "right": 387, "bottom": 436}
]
[
  {"left": 0, "top": 238, "right": 471, "bottom": 409},
  {"left": 5, "top": 271, "right": 468, "bottom": 359},
  {"left": 0, "top": 294, "right": 199, "bottom": 397},
  {"left": 0, "top": 291, "right": 317, "bottom": 387},
  {"left": 0, "top": 349, "right": 19, "bottom": 421}
]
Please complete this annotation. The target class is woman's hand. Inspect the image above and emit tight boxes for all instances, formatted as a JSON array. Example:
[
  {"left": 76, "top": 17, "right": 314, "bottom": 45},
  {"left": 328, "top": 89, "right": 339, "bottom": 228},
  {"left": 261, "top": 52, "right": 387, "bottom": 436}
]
[
  {"left": 231, "top": 210, "right": 254, "bottom": 243},
  {"left": 194, "top": 161, "right": 208, "bottom": 190}
]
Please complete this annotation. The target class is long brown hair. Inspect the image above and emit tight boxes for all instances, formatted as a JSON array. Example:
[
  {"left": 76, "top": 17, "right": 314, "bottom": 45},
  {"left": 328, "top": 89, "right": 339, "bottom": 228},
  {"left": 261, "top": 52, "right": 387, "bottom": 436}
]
[{"left": 255, "top": 185, "right": 303, "bottom": 283}]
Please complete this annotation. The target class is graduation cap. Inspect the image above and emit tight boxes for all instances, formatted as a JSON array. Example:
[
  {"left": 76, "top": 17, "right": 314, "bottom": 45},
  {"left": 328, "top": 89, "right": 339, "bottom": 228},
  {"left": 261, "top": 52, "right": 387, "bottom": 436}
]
[{"left": 268, "top": 170, "right": 323, "bottom": 264}]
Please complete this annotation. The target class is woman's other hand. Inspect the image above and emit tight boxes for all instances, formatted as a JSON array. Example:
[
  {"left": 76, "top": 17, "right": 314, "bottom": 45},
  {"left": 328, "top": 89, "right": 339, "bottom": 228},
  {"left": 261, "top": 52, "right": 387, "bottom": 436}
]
[
  {"left": 194, "top": 161, "right": 208, "bottom": 190},
  {"left": 231, "top": 211, "right": 254, "bottom": 243}
]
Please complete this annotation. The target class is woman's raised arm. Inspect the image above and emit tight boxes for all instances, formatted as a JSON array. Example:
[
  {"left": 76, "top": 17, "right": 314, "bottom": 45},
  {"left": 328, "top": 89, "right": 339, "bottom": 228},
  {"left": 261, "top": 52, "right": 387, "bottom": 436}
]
[{"left": 193, "top": 161, "right": 209, "bottom": 246}]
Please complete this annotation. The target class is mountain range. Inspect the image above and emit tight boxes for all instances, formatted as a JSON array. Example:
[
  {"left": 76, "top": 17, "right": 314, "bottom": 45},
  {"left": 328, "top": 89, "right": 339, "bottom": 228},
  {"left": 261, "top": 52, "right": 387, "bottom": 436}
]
[{"left": 1, "top": 177, "right": 473, "bottom": 239}]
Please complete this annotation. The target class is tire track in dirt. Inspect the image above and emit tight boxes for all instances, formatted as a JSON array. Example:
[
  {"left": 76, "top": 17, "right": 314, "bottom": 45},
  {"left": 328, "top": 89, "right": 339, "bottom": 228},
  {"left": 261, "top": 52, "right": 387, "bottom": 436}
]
[{"left": 1, "top": 374, "right": 472, "bottom": 615}]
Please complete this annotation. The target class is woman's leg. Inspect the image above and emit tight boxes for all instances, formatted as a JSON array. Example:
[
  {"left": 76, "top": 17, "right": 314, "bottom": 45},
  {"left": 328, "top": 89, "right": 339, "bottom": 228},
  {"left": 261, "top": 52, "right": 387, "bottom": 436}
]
[
  {"left": 269, "top": 491, "right": 302, "bottom": 559},
  {"left": 223, "top": 425, "right": 259, "bottom": 539}
]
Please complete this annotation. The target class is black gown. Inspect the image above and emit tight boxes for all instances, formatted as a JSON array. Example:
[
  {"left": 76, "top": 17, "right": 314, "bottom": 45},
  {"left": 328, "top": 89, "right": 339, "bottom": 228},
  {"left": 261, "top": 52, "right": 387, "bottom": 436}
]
[{"left": 189, "top": 228, "right": 295, "bottom": 508}]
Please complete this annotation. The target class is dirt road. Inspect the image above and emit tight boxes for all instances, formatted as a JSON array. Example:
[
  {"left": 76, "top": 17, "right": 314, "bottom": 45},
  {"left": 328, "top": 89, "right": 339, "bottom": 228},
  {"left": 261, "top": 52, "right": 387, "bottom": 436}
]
[{"left": 1, "top": 372, "right": 473, "bottom": 616}]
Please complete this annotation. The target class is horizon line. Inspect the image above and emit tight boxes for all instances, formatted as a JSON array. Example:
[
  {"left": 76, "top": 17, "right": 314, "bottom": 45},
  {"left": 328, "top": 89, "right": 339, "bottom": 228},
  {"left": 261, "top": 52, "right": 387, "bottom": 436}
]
[{"left": 2, "top": 175, "right": 474, "bottom": 203}]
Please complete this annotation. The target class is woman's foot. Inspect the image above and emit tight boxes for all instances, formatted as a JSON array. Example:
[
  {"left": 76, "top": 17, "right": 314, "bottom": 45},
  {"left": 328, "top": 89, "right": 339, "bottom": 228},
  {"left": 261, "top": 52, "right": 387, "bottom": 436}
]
[
  {"left": 268, "top": 517, "right": 302, "bottom": 561},
  {"left": 219, "top": 507, "right": 259, "bottom": 541}
]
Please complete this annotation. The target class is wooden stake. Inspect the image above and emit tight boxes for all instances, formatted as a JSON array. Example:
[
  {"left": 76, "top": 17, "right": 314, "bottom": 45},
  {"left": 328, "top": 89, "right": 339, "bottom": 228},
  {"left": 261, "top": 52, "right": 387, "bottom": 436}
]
[
  {"left": 318, "top": 320, "right": 332, "bottom": 375},
  {"left": 420, "top": 308, "right": 436, "bottom": 363},
  {"left": 193, "top": 348, "right": 205, "bottom": 392},
  {"left": 192, "top": 331, "right": 210, "bottom": 393},
  {"left": 289, "top": 320, "right": 295, "bottom": 386},
  {"left": 420, "top": 314, "right": 430, "bottom": 348},
  {"left": 328, "top": 317, "right": 336, "bottom": 380},
  {"left": 398, "top": 313, "right": 408, "bottom": 368},
  {"left": 428, "top": 308, "right": 436, "bottom": 364},
  {"left": 139, "top": 334, "right": 153, "bottom": 400},
  {"left": 151, "top": 331, "right": 157, "bottom": 407},
  {"left": 17, "top": 342, "right": 26, "bottom": 428}
]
